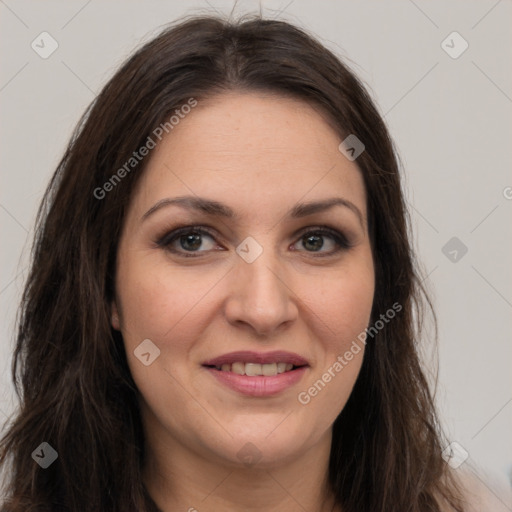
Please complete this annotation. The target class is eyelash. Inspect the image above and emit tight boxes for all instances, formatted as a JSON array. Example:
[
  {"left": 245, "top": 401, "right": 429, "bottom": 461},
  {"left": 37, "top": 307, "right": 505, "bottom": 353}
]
[{"left": 156, "top": 224, "right": 352, "bottom": 258}]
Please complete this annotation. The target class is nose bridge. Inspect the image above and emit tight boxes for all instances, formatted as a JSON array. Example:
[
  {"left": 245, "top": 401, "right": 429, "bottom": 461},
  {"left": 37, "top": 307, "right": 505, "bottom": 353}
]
[{"left": 224, "top": 236, "right": 296, "bottom": 335}]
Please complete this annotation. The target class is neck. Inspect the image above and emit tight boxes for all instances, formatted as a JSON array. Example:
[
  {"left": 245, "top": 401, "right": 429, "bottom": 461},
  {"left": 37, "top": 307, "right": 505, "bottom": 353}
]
[{"left": 142, "top": 414, "right": 339, "bottom": 512}]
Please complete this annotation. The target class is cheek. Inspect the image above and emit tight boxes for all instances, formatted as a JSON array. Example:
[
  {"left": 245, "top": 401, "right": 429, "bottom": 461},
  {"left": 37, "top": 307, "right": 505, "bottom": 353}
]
[
  {"left": 116, "top": 255, "right": 227, "bottom": 344},
  {"left": 115, "top": 257, "right": 216, "bottom": 414},
  {"left": 296, "top": 257, "right": 374, "bottom": 413},
  {"left": 304, "top": 258, "right": 375, "bottom": 347}
]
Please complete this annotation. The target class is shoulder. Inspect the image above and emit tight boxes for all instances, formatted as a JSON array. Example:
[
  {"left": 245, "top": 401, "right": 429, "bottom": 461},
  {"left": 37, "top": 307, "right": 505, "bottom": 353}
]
[{"left": 443, "top": 467, "right": 512, "bottom": 512}]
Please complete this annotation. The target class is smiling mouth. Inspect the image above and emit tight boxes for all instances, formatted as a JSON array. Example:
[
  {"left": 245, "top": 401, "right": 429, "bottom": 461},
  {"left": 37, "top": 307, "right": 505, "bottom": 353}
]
[{"left": 204, "top": 362, "right": 305, "bottom": 377}]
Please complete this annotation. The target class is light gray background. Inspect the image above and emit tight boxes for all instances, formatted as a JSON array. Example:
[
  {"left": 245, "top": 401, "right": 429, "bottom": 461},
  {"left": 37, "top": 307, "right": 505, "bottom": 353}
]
[{"left": 1, "top": 0, "right": 511, "bottom": 499}]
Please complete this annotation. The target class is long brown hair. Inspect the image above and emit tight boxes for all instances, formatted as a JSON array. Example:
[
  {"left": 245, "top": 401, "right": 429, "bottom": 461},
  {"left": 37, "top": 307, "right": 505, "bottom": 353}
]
[{"left": 1, "top": 13, "right": 466, "bottom": 512}]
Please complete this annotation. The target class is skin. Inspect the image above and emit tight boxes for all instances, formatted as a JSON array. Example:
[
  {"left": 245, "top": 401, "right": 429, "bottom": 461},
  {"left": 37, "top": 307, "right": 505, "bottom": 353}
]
[{"left": 111, "top": 92, "right": 375, "bottom": 512}]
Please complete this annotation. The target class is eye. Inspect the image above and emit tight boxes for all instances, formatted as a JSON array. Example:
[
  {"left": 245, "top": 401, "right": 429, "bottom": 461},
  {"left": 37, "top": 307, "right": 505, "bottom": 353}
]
[
  {"left": 156, "top": 225, "right": 351, "bottom": 258},
  {"left": 291, "top": 227, "right": 351, "bottom": 256},
  {"left": 156, "top": 226, "right": 220, "bottom": 256}
]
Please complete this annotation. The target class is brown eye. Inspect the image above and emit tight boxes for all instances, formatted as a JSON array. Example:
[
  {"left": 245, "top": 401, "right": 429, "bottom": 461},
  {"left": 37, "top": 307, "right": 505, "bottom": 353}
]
[
  {"left": 292, "top": 228, "right": 351, "bottom": 255},
  {"left": 156, "top": 225, "right": 351, "bottom": 258},
  {"left": 157, "top": 226, "right": 219, "bottom": 256},
  {"left": 302, "top": 233, "right": 325, "bottom": 251},
  {"left": 177, "top": 232, "right": 206, "bottom": 251}
]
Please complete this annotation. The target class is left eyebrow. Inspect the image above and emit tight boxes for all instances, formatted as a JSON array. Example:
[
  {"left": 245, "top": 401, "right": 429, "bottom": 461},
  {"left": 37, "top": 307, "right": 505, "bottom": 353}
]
[
  {"left": 141, "top": 195, "right": 365, "bottom": 228},
  {"left": 289, "top": 197, "right": 364, "bottom": 228}
]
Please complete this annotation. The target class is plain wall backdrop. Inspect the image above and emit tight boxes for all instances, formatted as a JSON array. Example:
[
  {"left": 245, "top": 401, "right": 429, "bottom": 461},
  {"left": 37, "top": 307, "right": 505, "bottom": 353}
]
[{"left": 1, "top": 0, "right": 511, "bottom": 501}]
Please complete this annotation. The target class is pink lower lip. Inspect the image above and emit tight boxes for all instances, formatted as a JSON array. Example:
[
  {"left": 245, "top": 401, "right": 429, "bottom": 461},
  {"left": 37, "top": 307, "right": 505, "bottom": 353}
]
[{"left": 204, "top": 366, "right": 308, "bottom": 397}]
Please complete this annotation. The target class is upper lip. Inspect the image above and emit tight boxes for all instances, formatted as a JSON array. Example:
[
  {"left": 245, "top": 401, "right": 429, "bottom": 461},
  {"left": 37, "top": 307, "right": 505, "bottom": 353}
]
[{"left": 202, "top": 350, "right": 309, "bottom": 367}]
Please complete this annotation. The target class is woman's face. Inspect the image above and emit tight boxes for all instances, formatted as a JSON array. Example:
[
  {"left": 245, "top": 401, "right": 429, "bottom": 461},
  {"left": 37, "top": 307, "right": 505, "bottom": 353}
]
[{"left": 112, "top": 92, "right": 374, "bottom": 469}]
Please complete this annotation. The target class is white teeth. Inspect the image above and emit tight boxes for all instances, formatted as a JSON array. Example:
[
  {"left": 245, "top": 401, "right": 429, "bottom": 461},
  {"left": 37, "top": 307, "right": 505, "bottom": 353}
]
[
  {"left": 231, "top": 362, "right": 246, "bottom": 375},
  {"left": 217, "top": 362, "right": 297, "bottom": 375},
  {"left": 262, "top": 363, "right": 277, "bottom": 376},
  {"left": 245, "top": 363, "right": 262, "bottom": 376}
]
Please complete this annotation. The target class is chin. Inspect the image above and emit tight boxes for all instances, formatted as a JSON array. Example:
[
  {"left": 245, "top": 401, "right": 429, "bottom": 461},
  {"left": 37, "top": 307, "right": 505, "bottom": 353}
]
[{"left": 210, "top": 424, "right": 315, "bottom": 469}]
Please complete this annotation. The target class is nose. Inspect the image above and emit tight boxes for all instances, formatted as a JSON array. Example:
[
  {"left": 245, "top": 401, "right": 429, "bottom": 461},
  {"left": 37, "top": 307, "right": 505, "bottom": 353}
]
[{"left": 223, "top": 248, "right": 298, "bottom": 337}]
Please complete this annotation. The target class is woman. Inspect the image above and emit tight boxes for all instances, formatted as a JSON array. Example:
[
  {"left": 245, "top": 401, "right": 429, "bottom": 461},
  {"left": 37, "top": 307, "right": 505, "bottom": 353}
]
[{"left": 0, "top": 13, "right": 493, "bottom": 512}]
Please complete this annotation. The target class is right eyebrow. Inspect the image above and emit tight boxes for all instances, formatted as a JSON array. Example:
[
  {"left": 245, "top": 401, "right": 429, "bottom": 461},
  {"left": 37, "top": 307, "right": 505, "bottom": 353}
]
[{"left": 141, "top": 196, "right": 235, "bottom": 222}]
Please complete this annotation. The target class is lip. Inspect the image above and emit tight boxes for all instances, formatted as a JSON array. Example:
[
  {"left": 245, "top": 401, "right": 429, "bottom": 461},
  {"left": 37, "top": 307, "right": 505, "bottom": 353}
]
[
  {"left": 204, "top": 365, "right": 308, "bottom": 397},
  {"left": 201, "top": 350, "right": 310, "bottom": 397},
  {"left": 202, "top": 350, "right": 309, "bottom": 367}
]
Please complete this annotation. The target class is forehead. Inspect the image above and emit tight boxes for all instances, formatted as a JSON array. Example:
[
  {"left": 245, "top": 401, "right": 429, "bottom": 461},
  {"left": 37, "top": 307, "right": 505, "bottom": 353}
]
[{"left": 132, "top": 92, "right": 366, "bottom": 220}]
